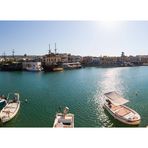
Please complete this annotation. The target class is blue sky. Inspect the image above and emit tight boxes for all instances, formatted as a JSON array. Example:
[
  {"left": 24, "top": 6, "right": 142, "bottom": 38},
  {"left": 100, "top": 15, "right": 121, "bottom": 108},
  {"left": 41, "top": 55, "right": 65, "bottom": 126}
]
[{"left": 0, "top": 21, "right": 148, "bottom": 56}]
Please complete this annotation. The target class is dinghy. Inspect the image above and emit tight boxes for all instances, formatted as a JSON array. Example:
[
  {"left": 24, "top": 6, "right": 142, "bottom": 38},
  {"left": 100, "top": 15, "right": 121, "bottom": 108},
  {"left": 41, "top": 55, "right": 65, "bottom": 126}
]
[
  {"left": 103, "top": 91, "right": 141, "bottom": 125},
  {"left": 53, "top": 107, "right": 74, "bottom": 128},
  {"left": 0, "top": 93, "right": 20, "bottom": 123}
]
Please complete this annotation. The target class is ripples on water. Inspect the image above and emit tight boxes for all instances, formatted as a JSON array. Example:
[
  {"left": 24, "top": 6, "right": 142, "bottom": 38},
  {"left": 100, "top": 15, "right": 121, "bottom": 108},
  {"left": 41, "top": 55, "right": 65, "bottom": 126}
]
[
  {"left": 0, "top": 67, "right": 147, "bottom": 127},
  {"left": 92, "top": 68, "right": 128, "bottom": 127}
]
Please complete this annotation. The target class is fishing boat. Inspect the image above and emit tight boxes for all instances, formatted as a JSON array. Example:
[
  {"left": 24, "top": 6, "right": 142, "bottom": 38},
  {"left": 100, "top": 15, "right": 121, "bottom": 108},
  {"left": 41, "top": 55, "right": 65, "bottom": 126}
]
[
  {"left": 53, "top": 107, "right": 74, "bottom": 128},
  {"left": 103, "top": 91, "right": 141, "bottom": 125},
  {"left": 0, "top": 93, "right": 20, "bottom": 123}
]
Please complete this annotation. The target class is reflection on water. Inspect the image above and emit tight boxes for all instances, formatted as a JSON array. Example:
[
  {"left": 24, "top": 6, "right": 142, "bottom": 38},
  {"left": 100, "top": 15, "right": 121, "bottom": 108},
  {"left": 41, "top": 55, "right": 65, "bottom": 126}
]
[
  {"left": 0, "top": 67, "right": 146, "bottom": 127},
  {"left": 101, "top": 68, "right": 125, "bottom": 94},
  {"left": 95, "top": 68, "right": 126, "bottom": 127}
]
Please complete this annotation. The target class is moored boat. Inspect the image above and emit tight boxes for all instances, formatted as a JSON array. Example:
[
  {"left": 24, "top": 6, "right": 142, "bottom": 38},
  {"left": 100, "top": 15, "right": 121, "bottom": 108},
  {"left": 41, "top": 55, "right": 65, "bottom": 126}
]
[
  {"left": 62, "top": 62, "right": 82, "bottom": 70},
  {"left": 23, "top": 61, "right": 43, "bottom": 72},
  {"left": 0, "top": 62, "right": 22, "bottom": 71},
  {"left": 53, "top": 107, "right": 74, "bottom": 128},
  {"left": 26, "top": 66, "right": 43, "bottom": 72},
  {"left": 42, "top": 64, "right": 63, "bottom": 72},
  {"left": 0, "top": 93, "right": 20, "bottom": 123},
  {"left": 103, "top": 91, "right": 141, "bottom": 125}
]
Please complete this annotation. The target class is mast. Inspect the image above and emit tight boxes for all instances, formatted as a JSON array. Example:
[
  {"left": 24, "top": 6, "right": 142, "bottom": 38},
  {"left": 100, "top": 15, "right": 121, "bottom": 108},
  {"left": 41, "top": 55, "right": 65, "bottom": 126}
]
[
  {"left": 48, "top": 44, "right": 51, "bottom": 54},
  {"left": 12, "top": 49, "right": 15, "bottom": 59},
  {"left": 3, "top": 52, "right": 6, "bottom": 61},
  {"left": 54, "top": 43, "right": 57, "bottom": 54}
]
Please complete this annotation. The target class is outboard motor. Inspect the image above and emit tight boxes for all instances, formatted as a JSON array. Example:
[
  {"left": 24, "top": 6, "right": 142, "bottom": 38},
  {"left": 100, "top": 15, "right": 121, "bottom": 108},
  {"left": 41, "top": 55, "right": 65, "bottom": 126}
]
[{"left": 63, "top": 107, "right": 69, "bottom": 115}]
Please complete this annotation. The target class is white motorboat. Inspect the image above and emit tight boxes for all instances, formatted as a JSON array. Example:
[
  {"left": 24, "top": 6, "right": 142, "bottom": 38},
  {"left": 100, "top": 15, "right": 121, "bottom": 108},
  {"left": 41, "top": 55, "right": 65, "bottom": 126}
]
[
  {"left": 53, "top": 107, "right": 74, "bottom": 128},
  {"left": 26, "top": 66, "right": 43, "bottom": 72},
  {"left": 103, "top": 91, "right": 141, "bottom": 125},
  {"left": 62, "top": 62, "right": 82, "bottom": 70},
  {"left": 23, "top": 61, "right": 43, "bottom": 72},
  {"left": 0, "top": 93, "right": 20, "bottom": 123}
]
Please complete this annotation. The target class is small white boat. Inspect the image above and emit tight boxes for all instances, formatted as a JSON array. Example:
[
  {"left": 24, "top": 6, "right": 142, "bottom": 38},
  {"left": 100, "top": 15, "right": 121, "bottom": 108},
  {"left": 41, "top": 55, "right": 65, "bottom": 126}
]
[
  {"left": 0, "top": 93, "right": 20, "bottom": 123},
  {"left": 53, "top": 107, "right": 74, "bottom": 128},
  {"left": 103, "top": 91, "right": 141, "bottom": 125},
  {"left": 62, "top": 62, "right": 82, "bottom": 70}
]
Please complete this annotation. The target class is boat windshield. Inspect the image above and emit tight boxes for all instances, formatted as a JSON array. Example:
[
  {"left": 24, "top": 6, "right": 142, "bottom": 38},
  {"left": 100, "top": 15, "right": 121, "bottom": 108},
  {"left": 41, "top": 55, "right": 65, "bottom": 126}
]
[{"left": 63, "top": 122, "right": 71, "bottom": 125}]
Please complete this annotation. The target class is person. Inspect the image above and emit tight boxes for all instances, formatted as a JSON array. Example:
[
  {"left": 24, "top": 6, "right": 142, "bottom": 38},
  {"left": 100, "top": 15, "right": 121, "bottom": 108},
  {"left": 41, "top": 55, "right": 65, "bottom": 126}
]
[{"left": 106, "top": 100, "right": 111, "bottom": 108}]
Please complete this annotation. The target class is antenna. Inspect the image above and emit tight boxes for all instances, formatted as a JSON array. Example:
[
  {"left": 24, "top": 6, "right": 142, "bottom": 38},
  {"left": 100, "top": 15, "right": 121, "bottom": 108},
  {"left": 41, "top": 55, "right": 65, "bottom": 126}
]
[{"left": 54, "top": 43, "right": 57, "bottom": 54}]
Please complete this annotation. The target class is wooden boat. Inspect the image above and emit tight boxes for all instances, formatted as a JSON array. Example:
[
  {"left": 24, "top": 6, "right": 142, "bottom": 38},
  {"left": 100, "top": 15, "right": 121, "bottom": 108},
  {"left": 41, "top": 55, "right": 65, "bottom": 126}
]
[
  {"left": 53, "top": 107, "right": 74, "bottom": 128},
  {"left": 103, "top": 91, "right": 141, "bottom": 125},
  {"left": 0, "top": 93, "right": 20, "bottom": 123}
]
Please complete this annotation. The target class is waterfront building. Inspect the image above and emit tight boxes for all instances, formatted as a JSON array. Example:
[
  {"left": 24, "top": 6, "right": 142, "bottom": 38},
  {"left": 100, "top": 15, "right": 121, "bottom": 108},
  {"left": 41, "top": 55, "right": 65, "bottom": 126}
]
[
  {"left": 68, "top": 55, "right": 82, "bottom": 63},
  {"left": 100, "top": 56, "right": 117, "bottom": 66},
  {"left": 136, "top": 55, "right": 148, "bottom": 63},
  {"left": 82, "top": 56, "right": 100, "bottom": 66},
  {"left": 0, "top": 55, "right": 43, "bottom": 62},
  {"left": 43, "top": 53, "right": 62, "bottom": 65},
  {"left": 59, "top": 53, "right": 69, "bottom": 63}
]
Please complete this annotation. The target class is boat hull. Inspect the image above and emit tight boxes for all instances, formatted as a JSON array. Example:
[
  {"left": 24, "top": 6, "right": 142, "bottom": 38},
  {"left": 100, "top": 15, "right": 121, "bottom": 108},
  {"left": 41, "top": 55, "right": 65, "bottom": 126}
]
[
  {"left": 26, "top": 68, "right": 42, "bottom": 72},
  {"left": 104, "top": 104, "right": 141, "bottom": 125},
  {"left": 42, "top": 65, "right": 63, "bottom": 72},
  {"left": 53, "top": 113, "right": 74, "bottom": 128},
  {"left": 0, "top": 101, "right": 20, "bottom": 123}
]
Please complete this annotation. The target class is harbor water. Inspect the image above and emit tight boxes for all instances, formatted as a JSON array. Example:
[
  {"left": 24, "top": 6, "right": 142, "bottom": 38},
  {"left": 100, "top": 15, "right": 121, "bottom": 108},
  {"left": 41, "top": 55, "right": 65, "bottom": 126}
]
[{"left": 0, "top": 66, "right": 148, "bottom": 127}]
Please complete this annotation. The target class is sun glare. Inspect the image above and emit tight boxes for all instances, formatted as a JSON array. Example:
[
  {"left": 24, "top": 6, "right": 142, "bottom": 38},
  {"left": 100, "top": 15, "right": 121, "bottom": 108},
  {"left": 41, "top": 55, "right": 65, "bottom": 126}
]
[{"left": 98, "top": 21, "right": 121, "bottom": 29}]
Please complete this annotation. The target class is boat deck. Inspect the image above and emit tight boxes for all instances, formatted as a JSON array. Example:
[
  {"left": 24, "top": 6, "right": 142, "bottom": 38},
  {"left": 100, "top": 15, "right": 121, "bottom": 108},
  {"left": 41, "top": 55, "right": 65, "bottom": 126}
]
[
  {"left": 0, "top": 102, "right": 19, "bottom": 122},
  {"left": 109, "top": 104, "right": 138, "bottom": 120},
  {"left": 54, "top": 113, "right": 74, "bottom": 128}
]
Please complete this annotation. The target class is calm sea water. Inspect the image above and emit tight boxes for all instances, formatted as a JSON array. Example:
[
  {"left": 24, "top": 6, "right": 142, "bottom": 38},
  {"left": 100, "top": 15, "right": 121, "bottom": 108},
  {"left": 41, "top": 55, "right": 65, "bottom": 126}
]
[{"left": 0, "top": 66, "right": 148, "bottom": 127}]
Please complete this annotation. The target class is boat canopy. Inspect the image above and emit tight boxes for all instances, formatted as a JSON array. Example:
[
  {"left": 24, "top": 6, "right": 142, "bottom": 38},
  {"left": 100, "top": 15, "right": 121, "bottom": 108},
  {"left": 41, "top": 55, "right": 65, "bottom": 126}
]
[{"left": 104, "top": 91, "right": 129, "bottom": 106}]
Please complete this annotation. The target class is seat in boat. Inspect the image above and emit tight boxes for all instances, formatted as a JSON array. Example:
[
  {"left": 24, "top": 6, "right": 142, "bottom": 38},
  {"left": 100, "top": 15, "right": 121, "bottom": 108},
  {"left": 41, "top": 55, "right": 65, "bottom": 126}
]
[
  {"left": 110, "top": 104, "right": 122, "bottom": 112},
  {"left": 115, "top": 107, "right": 131, "bottom": 117}
]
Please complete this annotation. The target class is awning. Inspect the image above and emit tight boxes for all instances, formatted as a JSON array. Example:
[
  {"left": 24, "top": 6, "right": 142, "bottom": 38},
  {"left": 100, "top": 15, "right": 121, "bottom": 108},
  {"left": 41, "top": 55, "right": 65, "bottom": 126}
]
[{"left": 104, "top": 91, "right": 129, "bottom": 106}]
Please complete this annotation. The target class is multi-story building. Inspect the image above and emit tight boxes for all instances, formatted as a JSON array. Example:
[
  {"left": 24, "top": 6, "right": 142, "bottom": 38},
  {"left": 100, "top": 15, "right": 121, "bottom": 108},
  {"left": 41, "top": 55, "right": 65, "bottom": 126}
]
[
  {"left": 42, "top": 53, "right": 62, "bottom": 65},
  {"left": 100, "top": 56, "right": 118, "bottom": 65},
  {"left": 82, "top": 56, "right": 100, "bottom": 66},
  {"left": 136, "top": 55, "right": 148, "bottom": 63},
  {"left": 68, "top": 55, "right": 82, "bottom": 63},
  {"left": 59, "top": 53, "right": 69, "bottom": 63}
]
